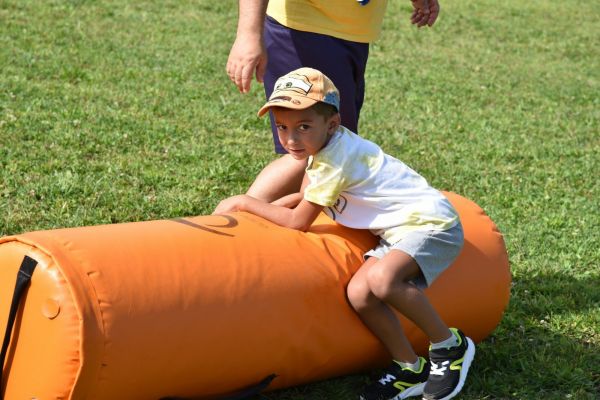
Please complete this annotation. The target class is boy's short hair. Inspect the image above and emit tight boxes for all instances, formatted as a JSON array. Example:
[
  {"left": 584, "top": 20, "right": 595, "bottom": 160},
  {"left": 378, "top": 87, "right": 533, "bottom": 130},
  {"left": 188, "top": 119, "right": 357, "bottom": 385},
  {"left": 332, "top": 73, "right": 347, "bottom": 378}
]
[
  {"left": 311, "top": 102, "right": 339, "bottom": 119},
  {"left": 257, "top": 67, "right": 340, "bottom": 117}
]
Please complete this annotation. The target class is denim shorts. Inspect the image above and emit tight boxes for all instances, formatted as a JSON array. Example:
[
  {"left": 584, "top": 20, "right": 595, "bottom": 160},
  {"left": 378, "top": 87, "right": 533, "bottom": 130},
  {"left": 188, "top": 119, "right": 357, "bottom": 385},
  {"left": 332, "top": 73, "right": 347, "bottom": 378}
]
[{"left": 364, "top": 223, "right": 464, "bottom": 289}]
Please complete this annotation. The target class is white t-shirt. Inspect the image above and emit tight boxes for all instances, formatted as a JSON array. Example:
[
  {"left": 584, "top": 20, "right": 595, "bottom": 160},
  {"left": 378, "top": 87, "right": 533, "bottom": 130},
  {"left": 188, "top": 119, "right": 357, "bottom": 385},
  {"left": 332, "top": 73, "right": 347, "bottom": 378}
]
[{"left": 304, "top": 127, "right": 459, "bottom": 244}]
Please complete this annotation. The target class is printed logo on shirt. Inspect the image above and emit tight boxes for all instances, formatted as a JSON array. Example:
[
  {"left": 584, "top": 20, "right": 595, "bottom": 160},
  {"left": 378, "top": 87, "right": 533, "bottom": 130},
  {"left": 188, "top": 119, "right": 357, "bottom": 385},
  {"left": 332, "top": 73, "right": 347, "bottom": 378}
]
[
  {"left": 274, "top": 74, "right": 312, "bottom": 95},
  {"left": 327, "top": 195, "right": 348, "bottom": 220}
]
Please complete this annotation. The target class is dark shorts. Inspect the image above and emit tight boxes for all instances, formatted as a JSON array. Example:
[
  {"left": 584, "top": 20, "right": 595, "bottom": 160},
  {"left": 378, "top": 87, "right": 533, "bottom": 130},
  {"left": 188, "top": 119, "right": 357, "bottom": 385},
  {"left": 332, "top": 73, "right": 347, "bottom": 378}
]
[{"left": 263, "top": 16, "right": 370, "bottom": 153}]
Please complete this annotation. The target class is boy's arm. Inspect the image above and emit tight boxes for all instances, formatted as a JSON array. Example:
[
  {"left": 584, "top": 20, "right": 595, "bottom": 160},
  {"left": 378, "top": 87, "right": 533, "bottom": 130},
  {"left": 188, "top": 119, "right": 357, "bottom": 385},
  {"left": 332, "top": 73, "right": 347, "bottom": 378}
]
[
  {"left": 271, "top": 192, "right": 303, "bottom": 208},
  {"left": 213, "top": 194, "right": 323, "bottom": 232}
]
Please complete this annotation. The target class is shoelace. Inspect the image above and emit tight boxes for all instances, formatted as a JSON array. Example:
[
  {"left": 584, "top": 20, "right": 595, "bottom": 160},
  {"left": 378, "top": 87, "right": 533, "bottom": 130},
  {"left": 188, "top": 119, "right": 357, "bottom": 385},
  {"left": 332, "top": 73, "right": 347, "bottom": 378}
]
[
  {"left": 430, "top": 360, "right": 450, "bottom": 376},
  {"left": 378, "top": 373, "right": 397, "bottom": 385}
]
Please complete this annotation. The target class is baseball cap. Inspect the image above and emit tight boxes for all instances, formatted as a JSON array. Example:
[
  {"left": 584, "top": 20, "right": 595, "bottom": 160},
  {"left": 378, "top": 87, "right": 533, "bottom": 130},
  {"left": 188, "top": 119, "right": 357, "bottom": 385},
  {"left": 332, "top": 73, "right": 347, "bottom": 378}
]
[{"left": 257, "top": 67, "right": 340, "bottom": 117}]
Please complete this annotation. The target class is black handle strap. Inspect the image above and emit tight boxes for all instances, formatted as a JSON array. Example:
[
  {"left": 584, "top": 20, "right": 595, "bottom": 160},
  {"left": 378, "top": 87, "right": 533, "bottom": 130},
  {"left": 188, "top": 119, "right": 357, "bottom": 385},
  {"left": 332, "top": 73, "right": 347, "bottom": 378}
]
[
  {"left": 161, "top": 373, "right": 277, "bottom": 400},
  {"left": 0, "top": 255, "right": 38, "bottom": 399}
]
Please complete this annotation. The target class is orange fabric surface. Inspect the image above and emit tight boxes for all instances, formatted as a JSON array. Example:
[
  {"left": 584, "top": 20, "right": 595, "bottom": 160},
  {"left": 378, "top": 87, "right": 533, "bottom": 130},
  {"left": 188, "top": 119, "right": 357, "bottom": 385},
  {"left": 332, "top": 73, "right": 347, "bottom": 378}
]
[{"left": 0, "top": 193, "right": 510, "bottom": 399}]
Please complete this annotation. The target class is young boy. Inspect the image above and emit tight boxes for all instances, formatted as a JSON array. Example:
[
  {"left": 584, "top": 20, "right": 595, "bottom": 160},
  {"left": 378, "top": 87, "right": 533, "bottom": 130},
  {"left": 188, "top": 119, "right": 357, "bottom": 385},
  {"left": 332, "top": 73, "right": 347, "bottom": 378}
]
[{"left": 213, "top": 67, "right": 475, "bottom": 400}]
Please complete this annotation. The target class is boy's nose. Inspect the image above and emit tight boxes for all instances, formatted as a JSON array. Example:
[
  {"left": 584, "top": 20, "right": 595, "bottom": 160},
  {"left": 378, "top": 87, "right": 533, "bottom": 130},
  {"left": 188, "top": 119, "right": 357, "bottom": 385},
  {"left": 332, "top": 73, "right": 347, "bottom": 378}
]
[{"left": 287, "top": 132, "right": 300, "bottom": 144}]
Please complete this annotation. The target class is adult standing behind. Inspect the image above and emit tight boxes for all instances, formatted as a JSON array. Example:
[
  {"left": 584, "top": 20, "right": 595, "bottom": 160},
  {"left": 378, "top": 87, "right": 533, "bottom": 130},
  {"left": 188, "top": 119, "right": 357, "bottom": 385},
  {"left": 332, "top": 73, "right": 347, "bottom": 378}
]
[{"left": 226, "top": 0, "right": 440, "bottom": 203}]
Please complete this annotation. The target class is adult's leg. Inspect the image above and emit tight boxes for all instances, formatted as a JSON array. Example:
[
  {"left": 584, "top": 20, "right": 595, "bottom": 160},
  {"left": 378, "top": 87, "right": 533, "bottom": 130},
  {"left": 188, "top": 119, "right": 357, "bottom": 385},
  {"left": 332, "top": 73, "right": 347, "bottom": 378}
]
[
  {"left": 265, "top": 17, "right": 369, "bottom": 135},
  {"left": 246, "top": 154, "right": 307, "bottom": 202},
  {"left": 290, "top": 33, "right": 368, "bottom": 133}
]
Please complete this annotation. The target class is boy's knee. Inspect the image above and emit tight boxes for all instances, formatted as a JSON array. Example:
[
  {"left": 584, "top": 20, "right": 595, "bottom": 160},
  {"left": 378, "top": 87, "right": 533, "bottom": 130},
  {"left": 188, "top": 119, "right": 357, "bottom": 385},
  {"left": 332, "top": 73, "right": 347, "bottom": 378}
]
[
  {"left": 366, "top": 266, "right": 397, "bottom": 301},
  {"left": 346, "top": 278, "right": 374, "bottom": 311}
]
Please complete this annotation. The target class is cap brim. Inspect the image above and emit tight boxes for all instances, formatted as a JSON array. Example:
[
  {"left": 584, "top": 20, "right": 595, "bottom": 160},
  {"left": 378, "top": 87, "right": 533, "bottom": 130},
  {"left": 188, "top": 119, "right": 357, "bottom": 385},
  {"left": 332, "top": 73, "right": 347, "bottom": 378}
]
[{"left": 257, "top": 96, "right": 318, "bottom": 117}]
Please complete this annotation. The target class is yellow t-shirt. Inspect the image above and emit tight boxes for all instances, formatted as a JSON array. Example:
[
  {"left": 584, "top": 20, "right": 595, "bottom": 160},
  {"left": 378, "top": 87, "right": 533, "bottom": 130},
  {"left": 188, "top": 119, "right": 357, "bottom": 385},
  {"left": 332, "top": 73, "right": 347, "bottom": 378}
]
[{"left": 266, "top": 0, "right": 388, "bottom": 43}]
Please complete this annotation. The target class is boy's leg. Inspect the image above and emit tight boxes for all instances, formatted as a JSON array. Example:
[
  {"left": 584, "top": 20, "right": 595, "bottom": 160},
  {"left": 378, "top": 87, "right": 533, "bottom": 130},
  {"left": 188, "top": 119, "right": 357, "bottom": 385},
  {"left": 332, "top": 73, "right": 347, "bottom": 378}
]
[
  {"left": 365, "top": 250, "right": 453, "bottom": 345},
  {"left": 353, "top": 226, "right": 474, "bottom": 400},
  {"left": 348, "top": 256, "right": 431, "bottom": 399},
  {"left": 348, "top": 256, "right": 422, "bottom": 363},
  {"left": 364, "top": 248, "right": 475, "bottom": 400}
]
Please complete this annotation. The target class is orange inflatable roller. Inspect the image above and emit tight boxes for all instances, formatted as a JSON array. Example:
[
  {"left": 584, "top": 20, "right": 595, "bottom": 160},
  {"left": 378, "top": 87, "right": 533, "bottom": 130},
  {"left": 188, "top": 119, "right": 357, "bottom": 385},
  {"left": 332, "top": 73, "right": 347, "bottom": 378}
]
[{"left": 0, "top": 192, "right": 510, "bottom": 400}]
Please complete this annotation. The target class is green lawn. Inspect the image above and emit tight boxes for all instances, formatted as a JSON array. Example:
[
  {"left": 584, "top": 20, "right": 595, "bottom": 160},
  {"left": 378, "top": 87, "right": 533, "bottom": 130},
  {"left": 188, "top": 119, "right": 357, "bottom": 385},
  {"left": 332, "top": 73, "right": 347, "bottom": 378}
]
[{"left": 1, "top": 0, "right": 598, "bottom": 398}]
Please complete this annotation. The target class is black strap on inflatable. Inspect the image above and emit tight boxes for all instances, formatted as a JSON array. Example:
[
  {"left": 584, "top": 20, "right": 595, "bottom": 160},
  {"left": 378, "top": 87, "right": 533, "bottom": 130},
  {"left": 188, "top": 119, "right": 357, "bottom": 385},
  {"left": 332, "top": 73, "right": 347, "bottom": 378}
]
[
  {"left": 0, "top": 255, "right": 38, "bottom": 399},
  {"left": 161, "top": 373, "right": 277, "bottom": 400}
]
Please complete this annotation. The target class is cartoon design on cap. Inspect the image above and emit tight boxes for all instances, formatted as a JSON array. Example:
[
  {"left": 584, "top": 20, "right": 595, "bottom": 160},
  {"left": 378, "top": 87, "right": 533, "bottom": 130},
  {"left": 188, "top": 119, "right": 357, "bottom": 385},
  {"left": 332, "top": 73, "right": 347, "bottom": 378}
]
[
  {"left": 257, "top": 67, "right": 340, "bottom": 117},
  {"left": 269, "top": 96, "right": 301, "bottom": 105},
  {"left": 274, "top": 74, "right": 313, "bottom": 95}
]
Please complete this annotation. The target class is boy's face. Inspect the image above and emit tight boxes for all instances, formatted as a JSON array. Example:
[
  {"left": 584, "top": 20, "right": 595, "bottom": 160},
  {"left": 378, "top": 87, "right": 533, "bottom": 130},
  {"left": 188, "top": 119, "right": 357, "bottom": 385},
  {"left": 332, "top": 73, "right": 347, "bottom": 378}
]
[{"left": 272, "top": 107, "right": 340, "bottom": 160}]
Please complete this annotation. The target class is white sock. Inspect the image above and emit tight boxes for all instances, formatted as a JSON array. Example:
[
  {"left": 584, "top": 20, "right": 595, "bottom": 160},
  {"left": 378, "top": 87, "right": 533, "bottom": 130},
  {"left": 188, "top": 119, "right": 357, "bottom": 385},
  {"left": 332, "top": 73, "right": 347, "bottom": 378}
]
[
  {"left": 394, "top": 357, "right": 422, "bottom": 372},
  {"left": 431, "top": 330, "right": 459, "bottom": 350}
]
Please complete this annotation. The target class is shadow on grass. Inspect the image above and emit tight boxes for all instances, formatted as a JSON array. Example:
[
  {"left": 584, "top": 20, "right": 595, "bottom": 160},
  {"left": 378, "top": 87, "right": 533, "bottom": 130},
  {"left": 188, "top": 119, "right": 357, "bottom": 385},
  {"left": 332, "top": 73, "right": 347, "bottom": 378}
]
[{"left": 470, "top": 268, "right": 600, "bottom": 399}]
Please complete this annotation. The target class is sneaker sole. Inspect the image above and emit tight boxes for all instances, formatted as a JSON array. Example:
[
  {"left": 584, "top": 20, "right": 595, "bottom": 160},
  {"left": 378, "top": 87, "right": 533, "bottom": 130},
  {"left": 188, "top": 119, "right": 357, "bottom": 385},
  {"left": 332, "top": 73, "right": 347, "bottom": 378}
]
[
  {"left": 392, "top": 382, "right": 426, "bottom": 399},
  {"left": 425, "top": 337, "right": 476, "bottom": 400}
]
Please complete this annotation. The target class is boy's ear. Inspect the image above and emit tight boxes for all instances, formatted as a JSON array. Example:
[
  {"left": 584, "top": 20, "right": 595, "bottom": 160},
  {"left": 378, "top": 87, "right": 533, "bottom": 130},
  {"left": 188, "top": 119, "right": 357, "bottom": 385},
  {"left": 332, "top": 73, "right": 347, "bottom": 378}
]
[{"left": 328, "top": 113, "right": 341, "bottom": 134}]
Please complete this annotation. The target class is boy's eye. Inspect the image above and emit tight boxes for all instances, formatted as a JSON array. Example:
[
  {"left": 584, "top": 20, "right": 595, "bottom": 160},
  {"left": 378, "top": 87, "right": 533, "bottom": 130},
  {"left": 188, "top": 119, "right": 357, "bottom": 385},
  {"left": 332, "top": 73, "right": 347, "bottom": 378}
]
[
  {"left": 299, "top": 124, "right": 310, "bottom": 131},
  {"left": 276, "top": 124, "right": 287, "bottom": 131}
]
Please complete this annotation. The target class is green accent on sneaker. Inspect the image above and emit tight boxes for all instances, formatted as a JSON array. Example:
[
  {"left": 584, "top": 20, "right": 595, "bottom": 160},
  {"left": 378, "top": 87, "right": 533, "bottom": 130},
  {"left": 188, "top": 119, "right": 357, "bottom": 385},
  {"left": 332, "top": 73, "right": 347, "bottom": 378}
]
[
  {"left": 450, "top": 356, "right": 464, "bottom": 371},
  {"left": 449, "top": 327, "right": 463, "bottom": 347},
  {"left": 393, "top": 380, "right": 422, "bottom": 391}
]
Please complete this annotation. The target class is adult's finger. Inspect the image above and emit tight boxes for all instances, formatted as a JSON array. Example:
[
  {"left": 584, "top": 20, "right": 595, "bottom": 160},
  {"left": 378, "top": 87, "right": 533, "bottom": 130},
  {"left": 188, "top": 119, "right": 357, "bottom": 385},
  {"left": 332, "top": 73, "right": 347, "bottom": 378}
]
[
  {"left": 417, "top": 9, "right": 430, "bottom": 27},
  {"left": 411, "top": 9, "right": 420, "bottom": 24},
  {"left": 240, "top": 62, "right": 256, "bottom": 93},
  {"left": 411, "top": 10, "right": 428, "bottom": 27},
  {"left": 411, "top": 10, "right": 425, "bottom": 25},
  {"left": 226, "top": 59, "right": 236, "bottom": 83},
  {"left": 233, "top": 62, "right": 245, "bottom": 93},
  {"left": 255, "top": 57, "right": 267, "bottom": 84},
  {"left": 428, "top": 2, "right": 440, "bottom": 26}
]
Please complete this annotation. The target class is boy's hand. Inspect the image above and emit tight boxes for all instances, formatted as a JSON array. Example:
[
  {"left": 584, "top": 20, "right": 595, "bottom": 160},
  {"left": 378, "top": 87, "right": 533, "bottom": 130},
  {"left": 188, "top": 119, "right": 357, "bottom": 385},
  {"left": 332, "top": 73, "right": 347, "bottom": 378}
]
[
  {"left": 212, "top": 195, "right": 248, "bottom": 215},
  {"left": 410, "top": 0, "right": 440, "bottom": 27}
]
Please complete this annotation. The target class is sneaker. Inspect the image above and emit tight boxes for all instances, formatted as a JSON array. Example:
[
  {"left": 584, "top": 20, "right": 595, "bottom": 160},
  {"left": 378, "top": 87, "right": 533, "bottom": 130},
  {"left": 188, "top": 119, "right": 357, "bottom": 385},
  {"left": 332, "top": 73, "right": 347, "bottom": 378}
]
[
  {"left": 359, "top": 357, "right": 430, "bottom": 400},
  {"left": 422, "top": 328, "right": 476, "bottom": 400}
]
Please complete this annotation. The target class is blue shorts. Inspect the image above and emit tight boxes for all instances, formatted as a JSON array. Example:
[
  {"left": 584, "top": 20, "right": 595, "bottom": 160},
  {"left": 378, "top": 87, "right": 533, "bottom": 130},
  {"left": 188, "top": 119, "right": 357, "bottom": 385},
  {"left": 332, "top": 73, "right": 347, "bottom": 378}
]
[
  {"left": 263, "top": 16, "right": 370, "bottom": 153},
  {"left": 364, "top": 223, "right": 465, "bottom": 289}
]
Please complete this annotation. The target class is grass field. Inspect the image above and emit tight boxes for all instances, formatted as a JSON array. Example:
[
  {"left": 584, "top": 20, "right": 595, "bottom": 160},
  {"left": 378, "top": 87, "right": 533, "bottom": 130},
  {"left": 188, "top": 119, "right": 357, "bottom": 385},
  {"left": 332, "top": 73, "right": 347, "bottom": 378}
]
[{"left": 1, "top": 0, "right": 598, "bottom": 398}]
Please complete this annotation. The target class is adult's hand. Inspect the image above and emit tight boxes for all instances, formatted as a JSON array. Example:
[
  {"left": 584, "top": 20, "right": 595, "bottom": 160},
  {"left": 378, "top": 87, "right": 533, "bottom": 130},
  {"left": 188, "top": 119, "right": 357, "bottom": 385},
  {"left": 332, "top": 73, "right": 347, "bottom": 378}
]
[
  {"left": 226, "top": 0, "right": 269, "bottom": 93},
  {"left": 226, "top": 34, "right": 267, "bottom": 94},
  {"left": 410, "top": 0, "right": 440, "bottom": 27}
]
